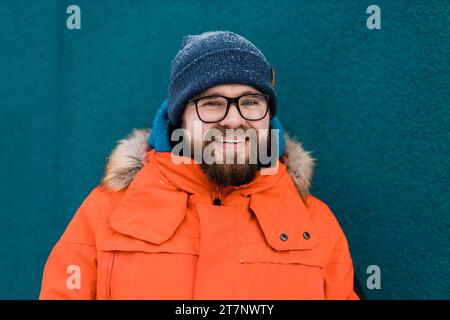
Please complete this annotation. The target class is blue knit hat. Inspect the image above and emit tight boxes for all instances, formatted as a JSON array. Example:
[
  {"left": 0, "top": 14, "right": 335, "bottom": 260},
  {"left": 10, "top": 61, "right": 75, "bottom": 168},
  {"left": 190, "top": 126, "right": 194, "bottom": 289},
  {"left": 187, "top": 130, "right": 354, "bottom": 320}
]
[{"left": 167, "top": 31, "right": 277, "bottom": 126}]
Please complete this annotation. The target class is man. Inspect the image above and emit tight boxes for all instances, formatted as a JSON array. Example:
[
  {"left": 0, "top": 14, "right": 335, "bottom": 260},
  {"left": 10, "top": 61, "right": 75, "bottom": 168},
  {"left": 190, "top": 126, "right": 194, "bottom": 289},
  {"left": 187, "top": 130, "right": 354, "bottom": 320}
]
[{"left": 40, "top": 31, "right": 359, "bottom": 299}]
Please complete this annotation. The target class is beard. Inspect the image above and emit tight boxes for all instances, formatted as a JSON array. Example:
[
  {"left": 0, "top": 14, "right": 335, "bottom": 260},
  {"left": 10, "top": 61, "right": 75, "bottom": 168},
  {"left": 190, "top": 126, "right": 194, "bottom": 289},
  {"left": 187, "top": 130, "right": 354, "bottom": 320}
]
[
  {"left": 193, "top": 125, "right": 269, "bottom": 187},
  {"left": 200, "top": 157, "right": 259, "bottom": 187}
]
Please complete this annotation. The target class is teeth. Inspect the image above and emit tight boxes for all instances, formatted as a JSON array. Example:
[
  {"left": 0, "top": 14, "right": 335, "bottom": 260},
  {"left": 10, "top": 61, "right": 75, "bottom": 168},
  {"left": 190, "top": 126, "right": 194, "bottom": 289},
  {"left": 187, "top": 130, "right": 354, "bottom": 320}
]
[{"left": 218, "top": 140, "right": 245, "bottom": 144}]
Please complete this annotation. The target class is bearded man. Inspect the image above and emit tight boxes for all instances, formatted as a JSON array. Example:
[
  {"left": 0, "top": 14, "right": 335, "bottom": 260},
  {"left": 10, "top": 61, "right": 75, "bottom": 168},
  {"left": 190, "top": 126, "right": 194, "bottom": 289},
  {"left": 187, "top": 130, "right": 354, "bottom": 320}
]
[{"left": 40, "top": 31, "right": 359, "bottom": 300}]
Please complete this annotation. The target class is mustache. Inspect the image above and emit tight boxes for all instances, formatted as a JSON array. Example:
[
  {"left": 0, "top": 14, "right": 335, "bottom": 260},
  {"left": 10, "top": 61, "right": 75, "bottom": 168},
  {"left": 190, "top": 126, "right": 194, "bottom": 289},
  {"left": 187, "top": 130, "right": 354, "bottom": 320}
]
[
  {"left": 203, "top": 126, "right": 255, "bottom": 144},
  {"left": 206, "top": 125, "right": 250, "bottom": 134}
]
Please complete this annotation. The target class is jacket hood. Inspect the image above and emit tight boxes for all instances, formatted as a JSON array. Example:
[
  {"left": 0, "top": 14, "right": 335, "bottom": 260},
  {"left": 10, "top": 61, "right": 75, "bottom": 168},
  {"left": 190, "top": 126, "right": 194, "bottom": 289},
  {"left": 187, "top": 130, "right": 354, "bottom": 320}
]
[{"left": 101, "top": 128, "right": 315, "bottom": 202}]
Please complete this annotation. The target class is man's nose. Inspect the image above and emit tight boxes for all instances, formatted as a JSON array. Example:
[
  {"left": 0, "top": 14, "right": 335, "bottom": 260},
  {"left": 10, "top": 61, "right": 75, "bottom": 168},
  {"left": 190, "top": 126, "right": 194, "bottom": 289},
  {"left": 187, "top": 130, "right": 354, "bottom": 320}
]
[{"left": 219, "top": 103, "right": 246, "bottom": 128}]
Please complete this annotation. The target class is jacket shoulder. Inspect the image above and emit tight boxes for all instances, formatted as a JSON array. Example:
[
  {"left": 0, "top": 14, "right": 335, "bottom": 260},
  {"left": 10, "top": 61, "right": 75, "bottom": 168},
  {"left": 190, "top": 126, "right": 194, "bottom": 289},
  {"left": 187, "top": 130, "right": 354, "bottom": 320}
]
[
  {"left": 59, "top": 185, "right": 125, "bottom": 245},
  {"left": 90, "top": 184, "right": 126, "bottom": 219},
  {"left": 305, "top": 194, "right": 350, "bottom": 248}
]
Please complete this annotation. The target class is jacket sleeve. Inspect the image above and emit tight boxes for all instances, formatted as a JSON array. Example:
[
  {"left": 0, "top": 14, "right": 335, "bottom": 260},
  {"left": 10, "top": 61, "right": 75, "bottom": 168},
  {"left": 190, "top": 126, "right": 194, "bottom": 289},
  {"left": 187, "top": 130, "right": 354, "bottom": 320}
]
[
  {"left": 39, "top": 187, "right": 102, "bottom": 300},
  {"left": 323, "top": 224, "right": 360, "bottom": 300}
]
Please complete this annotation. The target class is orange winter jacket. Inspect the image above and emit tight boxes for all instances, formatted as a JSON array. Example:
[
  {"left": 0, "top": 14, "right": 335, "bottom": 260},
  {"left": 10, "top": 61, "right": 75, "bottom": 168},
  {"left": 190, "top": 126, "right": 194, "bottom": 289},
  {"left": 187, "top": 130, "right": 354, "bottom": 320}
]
[{"left": 39, "top": 129, "right": 359, "bottom": 300}]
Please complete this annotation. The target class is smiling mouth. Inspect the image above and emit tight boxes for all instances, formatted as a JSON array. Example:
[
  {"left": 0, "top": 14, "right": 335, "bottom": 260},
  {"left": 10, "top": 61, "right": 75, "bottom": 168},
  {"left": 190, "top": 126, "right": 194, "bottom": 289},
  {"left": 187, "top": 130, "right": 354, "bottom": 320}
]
[{"left": 215, "top": 137, "right": 247, "bottom": 144}]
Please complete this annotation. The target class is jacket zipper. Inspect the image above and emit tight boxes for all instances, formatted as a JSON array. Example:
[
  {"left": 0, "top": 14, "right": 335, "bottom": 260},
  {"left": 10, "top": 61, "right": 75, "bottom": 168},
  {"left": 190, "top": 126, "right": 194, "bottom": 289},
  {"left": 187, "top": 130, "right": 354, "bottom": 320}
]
[
  {"left": 106, "top": 251, "right": 116, "bottom": 300},
  {"left": 212, "top": 185, "right": 223, "bottom": 206}
]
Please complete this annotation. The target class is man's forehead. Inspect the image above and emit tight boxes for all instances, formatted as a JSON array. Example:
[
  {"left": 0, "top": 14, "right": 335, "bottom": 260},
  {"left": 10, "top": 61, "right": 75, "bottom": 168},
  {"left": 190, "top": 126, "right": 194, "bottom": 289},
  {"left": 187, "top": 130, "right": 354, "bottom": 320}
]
[{"left": 193, "top": 85, "right": 261, "bottom": 99}]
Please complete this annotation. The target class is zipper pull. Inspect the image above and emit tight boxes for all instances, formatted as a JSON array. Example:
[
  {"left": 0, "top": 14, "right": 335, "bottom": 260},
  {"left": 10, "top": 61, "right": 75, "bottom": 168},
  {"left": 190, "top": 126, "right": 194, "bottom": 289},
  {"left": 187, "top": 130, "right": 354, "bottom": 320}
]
[{"left": 212, "top": 186, "right": 222, "bottom": 206}]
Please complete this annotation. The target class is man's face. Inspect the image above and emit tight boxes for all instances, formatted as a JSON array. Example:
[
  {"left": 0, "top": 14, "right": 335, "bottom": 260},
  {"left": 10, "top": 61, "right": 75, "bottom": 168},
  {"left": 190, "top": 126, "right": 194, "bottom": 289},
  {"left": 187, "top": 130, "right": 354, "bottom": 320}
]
[{"left": 181, "top": 84, "right": 271, "bottom": 187}]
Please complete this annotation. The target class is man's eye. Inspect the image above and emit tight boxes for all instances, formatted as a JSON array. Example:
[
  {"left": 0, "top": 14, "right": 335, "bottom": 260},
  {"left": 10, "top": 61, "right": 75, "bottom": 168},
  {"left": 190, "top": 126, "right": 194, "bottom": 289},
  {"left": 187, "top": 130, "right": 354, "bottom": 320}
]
[
  {"left": 202, "top": 101, "right": 223, "bottom": 107},
  {"left": 242, "top": 100, "right": 258, "bottom": 106}
]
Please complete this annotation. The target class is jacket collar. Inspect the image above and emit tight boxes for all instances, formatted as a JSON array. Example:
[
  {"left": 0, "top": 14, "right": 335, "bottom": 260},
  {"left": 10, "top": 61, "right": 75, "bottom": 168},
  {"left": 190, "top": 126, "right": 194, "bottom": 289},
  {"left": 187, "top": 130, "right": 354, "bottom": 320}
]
[{"left": 151, "top": 150, "right": 287, "bottom": 198}]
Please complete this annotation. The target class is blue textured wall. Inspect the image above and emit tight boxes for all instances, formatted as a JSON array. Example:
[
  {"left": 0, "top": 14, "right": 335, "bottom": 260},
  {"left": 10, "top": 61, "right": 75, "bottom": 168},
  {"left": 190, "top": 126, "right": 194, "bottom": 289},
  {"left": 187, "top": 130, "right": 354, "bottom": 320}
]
[{"left": 0, "top": 0, "right": 448, "bottom": 299}]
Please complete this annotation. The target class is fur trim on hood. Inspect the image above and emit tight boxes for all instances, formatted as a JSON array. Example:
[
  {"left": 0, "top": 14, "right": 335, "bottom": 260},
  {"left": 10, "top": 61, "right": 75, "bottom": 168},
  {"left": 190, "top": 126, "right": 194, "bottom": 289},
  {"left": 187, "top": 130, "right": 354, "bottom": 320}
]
[{"left": 101, "top": 128, "right": 315, "bottom": 202}]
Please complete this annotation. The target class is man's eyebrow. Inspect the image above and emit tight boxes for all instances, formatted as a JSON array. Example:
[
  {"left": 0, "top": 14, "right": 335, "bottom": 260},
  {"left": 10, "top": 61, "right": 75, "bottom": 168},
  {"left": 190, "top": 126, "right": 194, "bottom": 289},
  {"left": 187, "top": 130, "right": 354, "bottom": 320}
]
[{"left": 193, "top": 90, "right": 261, "bottom": 99}]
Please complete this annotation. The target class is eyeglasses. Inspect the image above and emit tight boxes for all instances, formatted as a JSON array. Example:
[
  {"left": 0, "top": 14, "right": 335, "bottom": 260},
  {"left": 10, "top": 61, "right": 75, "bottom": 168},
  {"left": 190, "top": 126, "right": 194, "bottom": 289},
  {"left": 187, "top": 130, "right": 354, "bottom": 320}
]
[{"left": 187, "top": 93, "right": 270, "bottom": 123}]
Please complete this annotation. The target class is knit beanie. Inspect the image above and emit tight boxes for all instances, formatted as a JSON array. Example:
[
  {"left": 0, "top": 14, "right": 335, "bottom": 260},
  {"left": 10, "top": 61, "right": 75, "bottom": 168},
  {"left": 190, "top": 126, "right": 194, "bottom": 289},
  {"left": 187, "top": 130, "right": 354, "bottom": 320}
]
[{"left": 167, "top": 31, "right": 277, "bottom": 126}]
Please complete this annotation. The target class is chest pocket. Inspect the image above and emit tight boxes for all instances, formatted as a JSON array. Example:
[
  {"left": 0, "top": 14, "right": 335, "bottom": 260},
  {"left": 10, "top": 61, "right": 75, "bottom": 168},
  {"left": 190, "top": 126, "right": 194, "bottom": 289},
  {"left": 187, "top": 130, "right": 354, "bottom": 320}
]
[
  {"left": 237, "top": 194, "right": 327, "bottom": 268},
  {"left": 96, "top": 203, "right": 200, "bottom": 256}
]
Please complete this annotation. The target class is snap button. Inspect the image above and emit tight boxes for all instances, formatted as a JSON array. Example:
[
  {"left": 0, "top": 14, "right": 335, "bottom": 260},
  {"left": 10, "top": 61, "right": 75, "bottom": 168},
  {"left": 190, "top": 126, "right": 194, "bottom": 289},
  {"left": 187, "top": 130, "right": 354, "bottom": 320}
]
[
  {"left": 279, "top": 233, "right": 288, "bottom": 241},
  {"left": 303, "top": 231, "right": 311, "bottom": 240}
]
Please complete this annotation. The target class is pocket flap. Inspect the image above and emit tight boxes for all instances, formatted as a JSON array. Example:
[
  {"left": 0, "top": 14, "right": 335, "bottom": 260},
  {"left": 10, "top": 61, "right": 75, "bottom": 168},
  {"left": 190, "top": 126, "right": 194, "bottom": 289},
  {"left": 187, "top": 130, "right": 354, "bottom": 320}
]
[
  {"left": 96, "top": 218, "right": 200, "bottom": 256},
  {"left": 238, "top": 241, "right": 326, "bottom": 268},
  {"left": 249, "top": 193, "right": 319, "bottom": 251}
]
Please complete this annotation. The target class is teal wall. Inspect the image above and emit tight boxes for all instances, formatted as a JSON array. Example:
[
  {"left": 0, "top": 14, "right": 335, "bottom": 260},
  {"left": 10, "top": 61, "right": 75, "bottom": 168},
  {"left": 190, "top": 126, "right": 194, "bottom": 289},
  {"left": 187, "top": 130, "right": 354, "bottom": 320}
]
[{"left": 0, "top": 0, "right": 448, "bottom": 299}]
